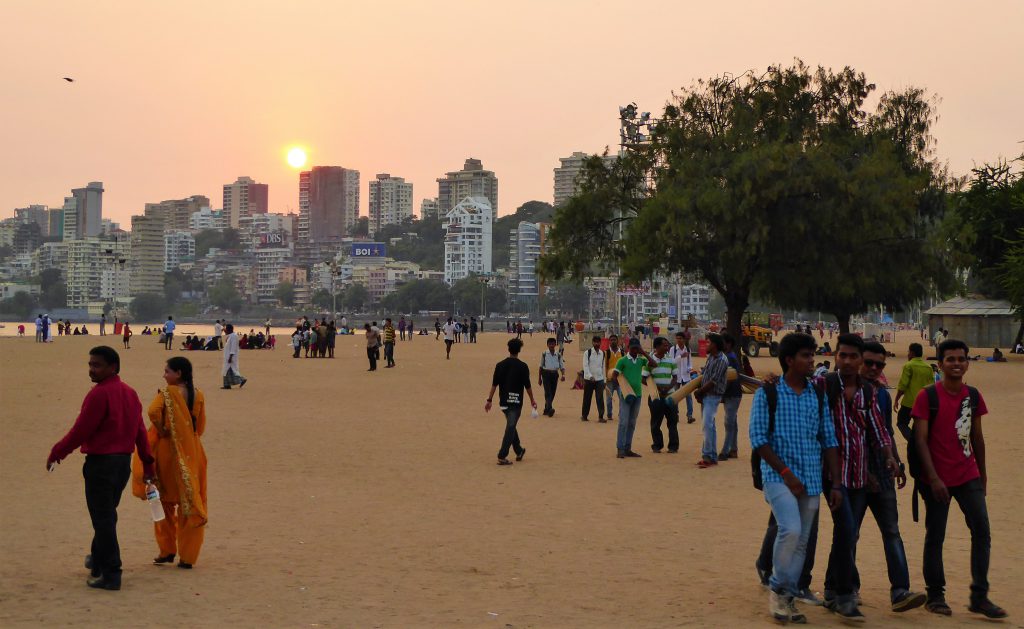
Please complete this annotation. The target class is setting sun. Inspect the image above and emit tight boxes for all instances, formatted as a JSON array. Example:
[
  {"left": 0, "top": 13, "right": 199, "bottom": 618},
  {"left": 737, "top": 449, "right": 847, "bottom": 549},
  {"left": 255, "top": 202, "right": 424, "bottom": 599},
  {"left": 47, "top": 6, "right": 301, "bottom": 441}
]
[{"left": 286, "top": 147, "right": 307, "bottom": 169}]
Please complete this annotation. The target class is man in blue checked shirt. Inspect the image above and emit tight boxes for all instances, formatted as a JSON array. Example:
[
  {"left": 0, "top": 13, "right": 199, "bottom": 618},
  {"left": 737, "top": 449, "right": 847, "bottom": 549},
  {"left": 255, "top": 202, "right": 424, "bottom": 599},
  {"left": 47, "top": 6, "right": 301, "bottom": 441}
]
[{"left": 750, "top": 332, "right": 842, "bottom": 623}]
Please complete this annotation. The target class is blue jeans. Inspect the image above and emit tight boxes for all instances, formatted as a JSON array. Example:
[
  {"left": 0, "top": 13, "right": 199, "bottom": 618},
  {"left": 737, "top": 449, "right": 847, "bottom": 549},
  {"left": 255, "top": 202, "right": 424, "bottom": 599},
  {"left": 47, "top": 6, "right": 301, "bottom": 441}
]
[
  {"left": 764, "top": 482, "right": 820, "bottom": 596},
  {"left": 721, "top": 396, "right": 741, "bottom": 454},
  {"left": 616, "top": 393, "right": 642, "bottom": 451},
  {"left": 700, "top": 394, "right": 722, "bottom": 460},
  {"left": 851, "top": 484, "right": 911, "bottom": 601},
  {"left": 605, "top": 379, "right": 619, "bottom": 418}
]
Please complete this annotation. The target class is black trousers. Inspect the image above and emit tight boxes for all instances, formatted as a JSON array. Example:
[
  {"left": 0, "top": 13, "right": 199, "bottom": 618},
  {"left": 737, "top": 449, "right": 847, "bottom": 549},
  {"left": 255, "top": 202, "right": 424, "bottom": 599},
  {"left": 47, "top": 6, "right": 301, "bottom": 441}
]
[
  {"left": 367, "top": 347, "right": 377, "bottom": 370},
  {"left": 758, "top": 509, "right": 820, "bottom": 590},
  {"left": 824, "top": 485, "right": 859, "bottom": 600},
  {"left": 920, "top": 478, "right": 991, "bottom": 601},
  {"left": 164, "top": 333, "right": 173, "bottom": 349},
  {"left": 649, "top": 396, "right": 679, "bottom": 451},
  {"left": 498, "top": 405, "right": 525, "bottom": 459},
  {"left": 541, "top": 370, "right": 559, "bottom": 413},
  {"left": 83, "top": 454, "right": 131, "bottom": 582},
  {"left": 896, "top": 406, "right": 913, "bottom": 442},
  {"left": 581, "top": 379, "right": 605, "bottom": 419}
]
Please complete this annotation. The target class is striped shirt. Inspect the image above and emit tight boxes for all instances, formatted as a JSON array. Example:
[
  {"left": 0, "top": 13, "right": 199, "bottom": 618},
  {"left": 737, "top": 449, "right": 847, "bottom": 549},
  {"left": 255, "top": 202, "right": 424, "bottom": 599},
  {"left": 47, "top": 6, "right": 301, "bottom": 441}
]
[
  {"left": 749, "top": 378, "right": 838, "bottom": 496},
  {"left": 815, "top": 373, "right": 892, "bottom": 489},
  {"left": 702, "top": 352, "right": 729, "bottom": 396},
  {"left": 643, "top": 352, "right": 676, "bottom": 391},
  {"left": 383, "top": 325, "right": 396, "bottom": 343}
]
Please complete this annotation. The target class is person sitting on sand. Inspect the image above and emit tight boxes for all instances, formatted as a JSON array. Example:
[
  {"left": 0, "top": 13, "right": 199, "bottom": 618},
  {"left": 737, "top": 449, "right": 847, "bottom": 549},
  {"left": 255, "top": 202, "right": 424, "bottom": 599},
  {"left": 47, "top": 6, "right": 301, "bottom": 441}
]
[
  {"left": 988, "top": 348, "right": 1006, "bottom": 363},
  {"left": 73, "top": 327, "right": 81, "bottom": 335},
  {"left": 81, "top": 325, "right": 90, "bottom": 335}
]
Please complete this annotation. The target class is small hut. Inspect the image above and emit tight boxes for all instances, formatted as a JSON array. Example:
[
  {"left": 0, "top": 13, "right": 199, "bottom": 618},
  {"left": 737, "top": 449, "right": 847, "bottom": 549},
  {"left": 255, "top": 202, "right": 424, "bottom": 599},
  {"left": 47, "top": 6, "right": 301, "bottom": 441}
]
[{"left": 925, "top": 297, "right": 1019, "bottom": 349}]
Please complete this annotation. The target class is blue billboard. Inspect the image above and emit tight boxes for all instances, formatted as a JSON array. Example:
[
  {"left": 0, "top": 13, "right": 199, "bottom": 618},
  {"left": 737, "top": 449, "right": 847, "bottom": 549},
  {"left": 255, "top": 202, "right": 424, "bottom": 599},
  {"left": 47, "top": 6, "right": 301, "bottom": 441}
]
[{"left": 351, "top": 242, "right": 386, "bottom": 258}]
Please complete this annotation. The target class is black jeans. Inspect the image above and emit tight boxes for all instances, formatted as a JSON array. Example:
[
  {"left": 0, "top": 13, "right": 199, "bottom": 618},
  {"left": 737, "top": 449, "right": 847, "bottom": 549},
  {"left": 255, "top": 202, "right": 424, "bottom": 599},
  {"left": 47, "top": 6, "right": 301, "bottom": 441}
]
[
  {"left": 164, "top": 332, "right": 173, "bottom": 349},
  {"left": 649, "top": 396, "right": 679, "bottom": 451},
  {"left": 851, "top": 484, "right": 911, "bottom": 601},
  {"left": 758, "top": 509, "right": 819, "bottom": 590},
  {"left": 83, "top": 454, "right": 131, "bottom": 582},
  {"left": 366, "top": 347, "right": 377, "bottom": 370},
  {"left": 498, "top": 405, "right": 525, "bottom": 459},
  {"left": 896, "top": 406, "right": 913, "bottom": 442},
  {"left": 541, "top": 371, "right": 559, "bottom": 413},
  {"left": 920, "top": 478, "right": 990, "bottom": 601},
  {"left": 824, "top": 485, "right": 859, "bottom": 601},
  {"left": 581, "top": 380, "right": 605, "bottom": 419},
  {"left": 384, "top": 341, "right": 395, "bottom": 366}
]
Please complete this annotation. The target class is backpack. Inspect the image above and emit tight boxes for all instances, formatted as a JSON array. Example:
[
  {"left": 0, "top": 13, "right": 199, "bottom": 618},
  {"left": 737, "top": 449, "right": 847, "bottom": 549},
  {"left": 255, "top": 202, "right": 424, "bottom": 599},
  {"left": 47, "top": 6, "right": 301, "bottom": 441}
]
[
  {"left": 906, "top": 383, "right": 980, "bottom": 521},
  {"left": 752, "top": 380, "right": 825, "bottom": 490}
]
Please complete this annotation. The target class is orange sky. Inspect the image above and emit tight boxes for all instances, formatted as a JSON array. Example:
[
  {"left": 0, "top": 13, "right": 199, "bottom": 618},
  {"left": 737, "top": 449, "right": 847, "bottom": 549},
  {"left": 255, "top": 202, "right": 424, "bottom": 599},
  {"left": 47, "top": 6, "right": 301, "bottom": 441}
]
[{"left": 2, "top": 1, "right": 1022, "bottom": 226}]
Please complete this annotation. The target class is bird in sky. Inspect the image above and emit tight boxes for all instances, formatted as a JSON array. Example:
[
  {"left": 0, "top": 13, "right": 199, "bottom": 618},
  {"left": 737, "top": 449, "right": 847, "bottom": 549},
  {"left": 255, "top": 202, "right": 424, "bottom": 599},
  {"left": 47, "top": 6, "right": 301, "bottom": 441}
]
[{"left": 62, "top": 77, "right": 74, "bottom": 82}]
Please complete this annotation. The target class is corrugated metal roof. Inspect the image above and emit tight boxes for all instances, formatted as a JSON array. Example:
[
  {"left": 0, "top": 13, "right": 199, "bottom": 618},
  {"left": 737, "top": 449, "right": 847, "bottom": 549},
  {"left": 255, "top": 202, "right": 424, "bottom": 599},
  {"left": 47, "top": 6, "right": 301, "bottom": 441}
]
[{"left": 925, "top": 296, "right": 1016, "bottom": 316}]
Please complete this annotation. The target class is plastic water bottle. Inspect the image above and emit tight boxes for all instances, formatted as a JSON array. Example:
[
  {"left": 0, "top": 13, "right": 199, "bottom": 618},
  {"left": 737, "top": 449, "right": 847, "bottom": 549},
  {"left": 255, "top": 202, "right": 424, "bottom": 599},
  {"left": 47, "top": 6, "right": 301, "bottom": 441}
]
[
  {"left": 531, "top": 407, "right": 539, "bottom": 419},
  {"left": 146, "top": 484, "right": 166, "bottom": 522}
]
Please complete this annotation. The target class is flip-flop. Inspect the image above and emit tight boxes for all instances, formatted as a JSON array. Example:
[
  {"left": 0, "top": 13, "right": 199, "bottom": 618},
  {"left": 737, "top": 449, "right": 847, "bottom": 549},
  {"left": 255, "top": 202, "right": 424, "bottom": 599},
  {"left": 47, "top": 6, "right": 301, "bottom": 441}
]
[{"left": 497, "top": 459, "right": 513, "bottom": 466}]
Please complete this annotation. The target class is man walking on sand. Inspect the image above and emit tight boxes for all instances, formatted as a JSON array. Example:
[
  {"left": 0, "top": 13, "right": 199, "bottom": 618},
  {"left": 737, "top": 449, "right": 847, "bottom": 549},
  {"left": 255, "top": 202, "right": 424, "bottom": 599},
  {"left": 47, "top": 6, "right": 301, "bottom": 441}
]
[
  {"left": 647, "top": 336, "right": 680, "bottom": 453},
  {"left": 604, "top": 334, "right": 625, "bottom": 421},
  {"left": 442, "top": 317, "right": 457, "bottom": 360},
  {"left": 221, "top": 324, "right": 247, "bottom": 389},
  {"left": 610, "top": 337, "right": 655, "bottom": 458},
  {"left": 163, "top": 316, "right": 176, "bottom": 350},
  {"left": 911, "top": 339, "right": 1007, "bottom": 619},
  {"left": 581, "top": 335, "right": 606, "bottom": 422},
  {"left": 47, "top": 346, "right": 156, "bottom": 591},
  {"left": 894, "top": 342, "right": 933, "bottom": 442},
  {"left": 694, "top": 333, "right": 729, "bottom": 468},
  {"left": 383, "top": 318, "right": 396, "bottom": 367},
  {"left": 486, "top": 338, "right": 539, "bottom": 465},
  {"left": 669, "top": 331, "right": 696, "bottom": 424},
  {"left": 538, "top": 338, "right": 566, "bottom": 416}
]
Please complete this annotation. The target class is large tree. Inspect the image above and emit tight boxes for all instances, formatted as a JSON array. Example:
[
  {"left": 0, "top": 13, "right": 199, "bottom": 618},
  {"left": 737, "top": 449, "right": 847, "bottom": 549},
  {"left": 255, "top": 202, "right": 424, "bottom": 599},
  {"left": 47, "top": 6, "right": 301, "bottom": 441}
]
[
  {"left": 209, "top": 274, "right": 244, "bottom": 313},
  {"left": 274, "top": 281, "right": 296, "bottom": 307},
  {"left": 541, "top": 61, "right": 955, "bottom": 338},
  {"left": 380, "top": 279, "right": 451, "bottom": 313},
  {"left": 129, "top": 292, "right": 167, "bottom": 321}
]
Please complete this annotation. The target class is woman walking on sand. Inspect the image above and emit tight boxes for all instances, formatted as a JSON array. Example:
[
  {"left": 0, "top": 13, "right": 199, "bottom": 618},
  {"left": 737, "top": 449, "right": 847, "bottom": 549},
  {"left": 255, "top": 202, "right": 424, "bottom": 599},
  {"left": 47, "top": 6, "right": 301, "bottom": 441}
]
[{"left": 132, "top": 356, "right": 208, "bottom": 569}]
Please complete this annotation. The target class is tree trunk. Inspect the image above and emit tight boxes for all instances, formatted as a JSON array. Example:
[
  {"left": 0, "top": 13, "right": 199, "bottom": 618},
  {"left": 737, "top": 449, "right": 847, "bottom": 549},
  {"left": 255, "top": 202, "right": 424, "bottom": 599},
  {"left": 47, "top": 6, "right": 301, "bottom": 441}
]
[
  {"left": 725, "top": 297, "right": 748, "bottom": 343},
  {"left": 836, "top": 313, "right": 851, "bottom": 335}
]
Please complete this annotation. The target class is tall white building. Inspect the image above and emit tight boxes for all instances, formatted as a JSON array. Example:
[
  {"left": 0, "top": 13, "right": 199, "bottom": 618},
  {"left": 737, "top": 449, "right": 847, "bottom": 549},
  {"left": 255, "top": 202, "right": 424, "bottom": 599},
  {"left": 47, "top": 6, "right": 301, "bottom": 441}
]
[
  {"left": 368, "top": 173, "right": 413, "bottom": 236},
  {"left": 443, "top": 197, "right": 492, "bottom": 285},
  {"left": 508, "top": 221, "right": 550, "bottom": 313},
  {"left": 65, "top": 236, "right": 130, "bottom": 309},
  {"left": 164, "top": 232, "right": 196, "bottom": 272},
  {"left": 61, "top": 181, "right": 104, "bottom": 241},
  {"left": 553, "top": 152, "right": 618, "bottom": 207},
  {"left": 255, "top": 247, "right": 292, "bottom": 303},
  {"left": 677, "top": 283, "right": 712, "bottom": 320}
]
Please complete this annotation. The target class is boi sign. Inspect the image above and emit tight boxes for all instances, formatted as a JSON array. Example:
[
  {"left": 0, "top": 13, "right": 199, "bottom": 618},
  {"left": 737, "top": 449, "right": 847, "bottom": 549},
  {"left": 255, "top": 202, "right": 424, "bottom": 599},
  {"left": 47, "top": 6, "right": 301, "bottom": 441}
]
[{"left": 351, "top": 242, "right": 386, "bottom": 258}]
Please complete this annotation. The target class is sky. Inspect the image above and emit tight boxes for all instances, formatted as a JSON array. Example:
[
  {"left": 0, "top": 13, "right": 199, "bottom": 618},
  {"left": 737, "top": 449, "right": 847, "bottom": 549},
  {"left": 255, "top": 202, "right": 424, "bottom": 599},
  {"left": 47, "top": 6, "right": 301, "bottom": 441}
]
[{"left": 1, "top": 1, "right": 1022, "bottom": 227}]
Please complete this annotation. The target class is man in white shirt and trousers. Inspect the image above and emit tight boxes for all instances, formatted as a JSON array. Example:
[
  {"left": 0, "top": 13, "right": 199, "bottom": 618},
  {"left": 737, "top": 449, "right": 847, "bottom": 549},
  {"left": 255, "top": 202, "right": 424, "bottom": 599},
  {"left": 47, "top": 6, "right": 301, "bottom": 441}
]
[
  {"left": 221, "top": 323, "right": 247, "bottom": 389},
  {"left": 581, "top": 335, "right": 607, "bottom": 422},
  {"left": 669, "top": 330, "right": 696, "bottom": 423}
]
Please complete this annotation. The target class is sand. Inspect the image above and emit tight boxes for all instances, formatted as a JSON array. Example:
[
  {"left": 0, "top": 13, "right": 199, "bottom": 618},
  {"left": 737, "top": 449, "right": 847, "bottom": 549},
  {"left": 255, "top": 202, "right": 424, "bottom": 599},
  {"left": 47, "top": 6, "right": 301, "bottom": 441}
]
[{"left": 1, "top": 329, "right": 1021, "bottom": 628}]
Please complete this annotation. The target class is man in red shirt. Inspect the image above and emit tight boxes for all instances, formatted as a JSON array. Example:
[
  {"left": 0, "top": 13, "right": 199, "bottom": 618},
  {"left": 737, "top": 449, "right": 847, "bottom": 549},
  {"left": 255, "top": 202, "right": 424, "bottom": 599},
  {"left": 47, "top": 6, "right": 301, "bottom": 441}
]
[
  {"left": 47, "top": 346, "right": 155, "bottom": 591},
  {"left": 911, "top": 339, "right": 1007, "bottom": 619}
]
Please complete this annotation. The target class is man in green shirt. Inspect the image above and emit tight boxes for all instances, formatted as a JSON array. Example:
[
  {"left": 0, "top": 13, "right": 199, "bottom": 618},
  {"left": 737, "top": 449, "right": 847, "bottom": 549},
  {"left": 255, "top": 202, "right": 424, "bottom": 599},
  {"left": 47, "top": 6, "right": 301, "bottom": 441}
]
[
  {"left": 894, "top": 342, "right": 934, "bottom": 441},
  {"left": 611, "top": 337, "right": 655, "bottom": 459}
]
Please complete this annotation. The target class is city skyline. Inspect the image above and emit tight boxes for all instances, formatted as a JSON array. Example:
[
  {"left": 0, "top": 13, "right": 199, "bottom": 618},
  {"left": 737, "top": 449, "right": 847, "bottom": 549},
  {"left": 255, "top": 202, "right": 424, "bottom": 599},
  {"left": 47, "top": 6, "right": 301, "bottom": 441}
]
[{"left": 2, "top": 1, "right": 1022, "bottom": 226}]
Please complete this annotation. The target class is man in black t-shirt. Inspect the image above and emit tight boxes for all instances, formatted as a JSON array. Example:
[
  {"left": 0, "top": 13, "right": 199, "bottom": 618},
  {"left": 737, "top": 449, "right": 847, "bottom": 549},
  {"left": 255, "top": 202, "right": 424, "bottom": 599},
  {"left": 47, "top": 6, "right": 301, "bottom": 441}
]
[{"left": 485, "top": 338, "right": 538, "bottom": 465}]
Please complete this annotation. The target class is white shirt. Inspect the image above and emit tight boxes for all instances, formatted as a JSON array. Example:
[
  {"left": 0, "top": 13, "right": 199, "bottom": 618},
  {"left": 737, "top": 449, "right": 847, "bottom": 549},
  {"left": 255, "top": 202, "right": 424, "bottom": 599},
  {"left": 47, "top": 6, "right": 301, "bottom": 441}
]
[
  {"left": 222, "top": 332, "right": 240, "bottom": 375},
  {"left": 669, "top": 344, "right": 693, "bottom": 383},
  {"left": 540, "top": 351, "right": 565, "bottom": 371},
  {"left": 214, "top": 322, "right": 223, "bottom": 336},
  {"left": 582, "top": 347, "right": 606, "bottom": 381},
  {"left": 443, "top": 323, "right": 456, "bottom": 341}
]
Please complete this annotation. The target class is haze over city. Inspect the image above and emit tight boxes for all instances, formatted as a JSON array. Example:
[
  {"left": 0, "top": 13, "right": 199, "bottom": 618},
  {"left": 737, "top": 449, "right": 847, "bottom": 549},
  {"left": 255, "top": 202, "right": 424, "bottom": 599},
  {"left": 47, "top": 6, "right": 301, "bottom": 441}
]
[{"left": 2, "top": 0, "right": 1022, "bottom": 225}]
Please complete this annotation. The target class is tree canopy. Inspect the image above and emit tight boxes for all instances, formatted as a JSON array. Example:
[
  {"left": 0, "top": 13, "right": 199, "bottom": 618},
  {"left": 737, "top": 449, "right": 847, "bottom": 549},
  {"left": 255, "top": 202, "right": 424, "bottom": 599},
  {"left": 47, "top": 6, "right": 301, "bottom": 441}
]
[
  {"left": 540, "top": 61, "right": 954, "bottom": 336},
  {"left": 380, "top": 279, "right": 451, "bottom": 313},
  {"left": 129, "top": 292, "right": 167, "bottom": 321}
]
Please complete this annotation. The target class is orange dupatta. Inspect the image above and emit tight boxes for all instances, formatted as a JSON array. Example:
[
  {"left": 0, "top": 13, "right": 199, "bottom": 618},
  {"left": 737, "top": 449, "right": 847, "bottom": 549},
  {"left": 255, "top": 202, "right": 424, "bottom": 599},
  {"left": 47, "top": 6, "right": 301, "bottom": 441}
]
[{"left": 132, "top": 387, "right": 208, "bottom": 528}]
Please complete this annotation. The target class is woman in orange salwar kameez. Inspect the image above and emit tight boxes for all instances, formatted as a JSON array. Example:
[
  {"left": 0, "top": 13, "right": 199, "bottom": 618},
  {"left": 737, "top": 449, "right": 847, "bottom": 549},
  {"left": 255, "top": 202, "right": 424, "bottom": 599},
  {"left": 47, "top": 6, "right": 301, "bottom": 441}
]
[{"left": 132, "top": 356, "right": 208, "bottom": 569}]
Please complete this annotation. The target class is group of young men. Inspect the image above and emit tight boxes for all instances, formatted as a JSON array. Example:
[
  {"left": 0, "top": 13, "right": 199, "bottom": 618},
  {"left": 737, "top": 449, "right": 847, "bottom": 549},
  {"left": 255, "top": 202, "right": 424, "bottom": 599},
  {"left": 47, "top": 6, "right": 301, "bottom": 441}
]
[{"left": 751, "top": 332, "right": 1006, "bottom": 623}]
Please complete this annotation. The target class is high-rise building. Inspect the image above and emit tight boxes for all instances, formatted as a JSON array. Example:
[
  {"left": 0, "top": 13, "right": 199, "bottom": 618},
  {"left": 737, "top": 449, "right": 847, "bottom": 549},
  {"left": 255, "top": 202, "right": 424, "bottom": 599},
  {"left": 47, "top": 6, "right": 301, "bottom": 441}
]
[
  {"left": 62, "top": 181, "right": 104, "bottom": 241},
  {"left": 164, "top": 231, "right": 196, "bottom": 271},
  {"left": 368, "top": 173, "right": 413, "bottom": 236},
  {"left": 223, "top": 176, "right": 269, "bottom": 229},
  {"left": 508, "top": 221, "right": 551, "bottom": 313},
  {"left": 553, "top": 152, "right": 618, "bottom": 207},
  {"left": 130, "top": 207, "right": 166, "bottom": 297},
  {"left": 437, "top": 159, "right": 498, "bottom": 217},
  {"left": 239, "top": 212, "right": 293, "bottom": 250},
  {"left": 48, "top": 208, "right": 63, "bottom": 240},
  {"left": 65, "top": 235, "right": 130, "bottom": 309},
  {"left": 14, "top": 205, "right": 49, "bottom": 236},
  {"left": 145, "top": 195, "right": 210, "bottom": 233},
  {"left": 255, "top": 247, "right": 292, "bottom": 303},
  {"left": 189, "top": 207, "right": 229, "bottom": 231},
  {"left": 296, "top": 166, "right": 360, "bottom": 265},
  {"left": 419, "top": 197, "right": 439, "bottom": 220},
  {"left": 443, "top": 197, "right": 493, "bottom": 285}
]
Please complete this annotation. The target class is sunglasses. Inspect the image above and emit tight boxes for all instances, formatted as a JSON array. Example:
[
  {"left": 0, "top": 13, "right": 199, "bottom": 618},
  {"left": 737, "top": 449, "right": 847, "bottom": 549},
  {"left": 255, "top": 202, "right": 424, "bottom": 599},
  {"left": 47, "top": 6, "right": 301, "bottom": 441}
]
[{"left": 863, "top": 359, "right": 886, "bottom": 368}]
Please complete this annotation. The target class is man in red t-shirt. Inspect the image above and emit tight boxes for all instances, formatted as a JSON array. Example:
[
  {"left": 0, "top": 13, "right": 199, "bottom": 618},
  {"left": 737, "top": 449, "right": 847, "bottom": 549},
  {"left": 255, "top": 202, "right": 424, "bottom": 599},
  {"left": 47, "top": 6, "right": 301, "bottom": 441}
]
[{"left": 911, "top": 339, "right": 1006, "bottom": 619}]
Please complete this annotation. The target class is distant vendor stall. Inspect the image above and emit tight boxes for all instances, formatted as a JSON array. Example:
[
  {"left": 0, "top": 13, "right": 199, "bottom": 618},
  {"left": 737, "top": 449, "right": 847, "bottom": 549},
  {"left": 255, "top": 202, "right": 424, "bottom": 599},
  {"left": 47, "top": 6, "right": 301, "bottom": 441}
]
[{"left": 925, "top": 297, "right": 1019, "bottom": 349}]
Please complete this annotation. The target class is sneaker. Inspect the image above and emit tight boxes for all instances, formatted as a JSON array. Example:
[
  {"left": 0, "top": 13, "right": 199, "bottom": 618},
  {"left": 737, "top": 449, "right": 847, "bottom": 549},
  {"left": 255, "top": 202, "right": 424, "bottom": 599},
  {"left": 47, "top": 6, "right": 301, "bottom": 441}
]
[
  {"left": 769, "top": 590, "right": 790, "bottom": 623},
  {"left": 968, "top": 598, "right": 1008, "bottom": 619},
  {"left": 795, "top": 588, "right": 823, "bottom": 607},
  {"left": 86, "top": 575, "right": 120, "bottom": 590},
  {"left": 625, "top": 450, "right": 642, "bottom": 458},
  {"left": 598, "top": 418, "right": 607, "bottom": 423},
  {"left": 788, "top": 599, "right": 807, "bottom": 624},
  {"left": 891, "top": 591, "right": 926, "bottom": 613},
  {"left": 834, "top": 600, "right": 866, "bottom": 623}
]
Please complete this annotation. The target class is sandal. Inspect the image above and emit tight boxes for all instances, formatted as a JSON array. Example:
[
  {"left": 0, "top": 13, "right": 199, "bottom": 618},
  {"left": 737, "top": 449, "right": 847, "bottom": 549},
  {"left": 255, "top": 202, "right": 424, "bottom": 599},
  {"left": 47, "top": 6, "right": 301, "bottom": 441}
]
[
  {"left": 968, "top": 599, "right": 1008, "bottom": 619},
  {"left": 497, "top": 459, "right": 513, "bottom": 466},
  {"left": 697, "top": 458, "right": 717, "bottom": 469},
  {"left": 925, "top": 599, "right": 952, "bottom": 616}
]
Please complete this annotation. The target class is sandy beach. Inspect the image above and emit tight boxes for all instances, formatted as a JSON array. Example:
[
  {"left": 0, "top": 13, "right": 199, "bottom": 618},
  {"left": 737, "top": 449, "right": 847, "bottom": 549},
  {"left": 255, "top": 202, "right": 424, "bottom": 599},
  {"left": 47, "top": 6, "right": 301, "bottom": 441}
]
[{"left": 1, "top": 329, "right": 1021, "bottom": 628}]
